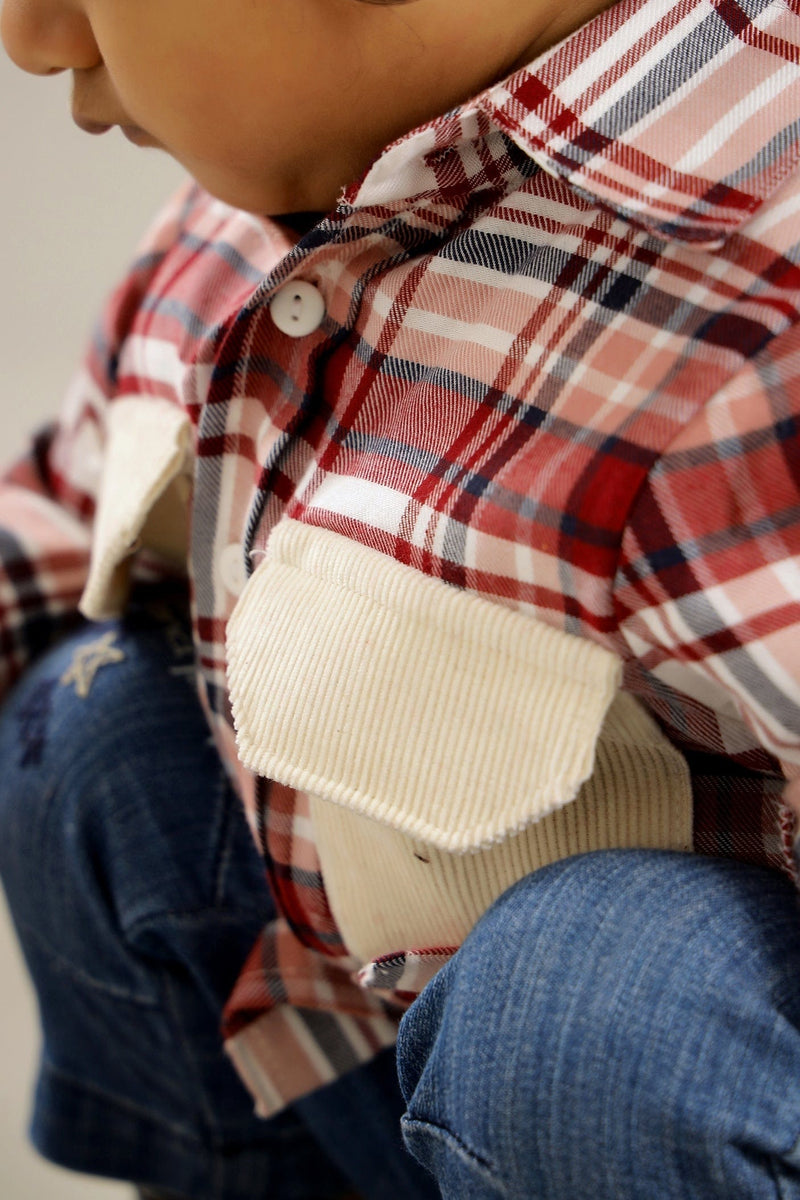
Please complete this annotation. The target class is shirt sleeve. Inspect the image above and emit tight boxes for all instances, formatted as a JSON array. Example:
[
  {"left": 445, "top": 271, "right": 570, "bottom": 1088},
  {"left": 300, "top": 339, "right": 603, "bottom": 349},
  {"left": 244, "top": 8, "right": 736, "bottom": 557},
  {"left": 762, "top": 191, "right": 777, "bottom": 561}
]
[
  {"left": 615, "top": 317, "right": 800, "bottom": 774},
  {"left": 0, "top": 181, "right": 197, "bottom": 703}
]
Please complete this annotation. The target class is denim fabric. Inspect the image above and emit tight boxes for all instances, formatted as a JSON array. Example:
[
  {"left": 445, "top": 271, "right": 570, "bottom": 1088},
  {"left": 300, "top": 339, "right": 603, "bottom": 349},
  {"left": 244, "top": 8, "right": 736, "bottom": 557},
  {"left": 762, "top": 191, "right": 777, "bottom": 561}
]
[
  {"left": 4, "top": 602, "right": 800, "bottom": 1200},
  {"left": 397, "top": 850, "right": 800, "bottom": 1199},
  {"left": 0, "top": 596, "right": 437, "bottom": 1200}
]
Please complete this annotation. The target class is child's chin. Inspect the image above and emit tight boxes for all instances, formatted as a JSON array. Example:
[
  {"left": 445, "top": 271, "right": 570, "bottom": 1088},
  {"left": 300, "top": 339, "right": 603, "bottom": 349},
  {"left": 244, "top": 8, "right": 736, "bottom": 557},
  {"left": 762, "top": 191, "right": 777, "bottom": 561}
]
[{"left": 120, "top": 125, "right": 161, "bottom": 149}]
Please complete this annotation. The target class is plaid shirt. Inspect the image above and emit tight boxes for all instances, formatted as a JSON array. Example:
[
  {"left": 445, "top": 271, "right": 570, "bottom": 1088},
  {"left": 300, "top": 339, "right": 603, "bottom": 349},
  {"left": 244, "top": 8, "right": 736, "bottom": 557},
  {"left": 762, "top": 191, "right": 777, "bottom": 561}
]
[{"left": 2, "top": 0, "right": 799, "bottom": 1116}]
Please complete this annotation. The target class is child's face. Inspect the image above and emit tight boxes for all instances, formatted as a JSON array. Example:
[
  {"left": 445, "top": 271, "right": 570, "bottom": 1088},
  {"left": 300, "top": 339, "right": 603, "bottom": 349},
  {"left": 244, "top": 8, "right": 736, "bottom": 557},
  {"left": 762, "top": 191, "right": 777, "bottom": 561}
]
[{"left": 0, "top": 0, "right": 605, "bottom": 215}]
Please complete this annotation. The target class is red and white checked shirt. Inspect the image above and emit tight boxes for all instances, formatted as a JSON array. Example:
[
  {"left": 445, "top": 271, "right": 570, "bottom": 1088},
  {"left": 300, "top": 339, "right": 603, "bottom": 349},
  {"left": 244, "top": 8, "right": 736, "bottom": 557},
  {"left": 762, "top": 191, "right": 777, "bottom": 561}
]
[{"left": 2, "top": 0, "right": 800, "bottom": 1115}]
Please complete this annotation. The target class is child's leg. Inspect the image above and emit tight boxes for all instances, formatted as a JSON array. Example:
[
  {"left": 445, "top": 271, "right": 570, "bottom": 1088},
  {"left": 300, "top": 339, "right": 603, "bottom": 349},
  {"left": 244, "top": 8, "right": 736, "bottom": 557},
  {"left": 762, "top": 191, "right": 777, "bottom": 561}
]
[
  {"left": 397, "top": 849, "right": 800, "bottom": 1200},
  {"left": 0, "top": 596, "right": 433, "bottom": 1200}
]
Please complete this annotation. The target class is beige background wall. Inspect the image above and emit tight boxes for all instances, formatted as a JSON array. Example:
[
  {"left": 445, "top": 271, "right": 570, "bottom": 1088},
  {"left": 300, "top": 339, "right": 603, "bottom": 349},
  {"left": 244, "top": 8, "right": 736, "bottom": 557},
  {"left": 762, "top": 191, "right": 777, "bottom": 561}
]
[{"left": 0, "top": 49, "right": 184, "bottom": 1199}]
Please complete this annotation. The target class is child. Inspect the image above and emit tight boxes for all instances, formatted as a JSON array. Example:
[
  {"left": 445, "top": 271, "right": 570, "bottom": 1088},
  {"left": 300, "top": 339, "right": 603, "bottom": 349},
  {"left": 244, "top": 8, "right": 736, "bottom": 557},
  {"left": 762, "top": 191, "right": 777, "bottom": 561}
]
[{"left": 1, "top": 0, "right": 799, "bottom": 1196}]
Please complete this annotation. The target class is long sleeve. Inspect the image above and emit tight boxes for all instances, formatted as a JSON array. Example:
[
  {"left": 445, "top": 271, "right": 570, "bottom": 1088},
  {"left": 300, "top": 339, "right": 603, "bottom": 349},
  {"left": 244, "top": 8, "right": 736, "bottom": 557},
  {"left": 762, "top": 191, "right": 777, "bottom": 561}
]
[
  {"left": 616, "top": 317, "right": 800, "bottom": 775},
  {"left": 0, "top": 182, "right": 197, "bottom": 702}
]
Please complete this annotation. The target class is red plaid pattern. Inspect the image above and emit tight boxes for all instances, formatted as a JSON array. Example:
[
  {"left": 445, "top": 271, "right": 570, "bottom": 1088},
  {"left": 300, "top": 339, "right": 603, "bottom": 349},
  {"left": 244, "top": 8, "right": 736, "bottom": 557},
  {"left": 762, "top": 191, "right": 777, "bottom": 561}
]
[{"left": 2, "top": 0, "right": 799, "bottom": 1114}]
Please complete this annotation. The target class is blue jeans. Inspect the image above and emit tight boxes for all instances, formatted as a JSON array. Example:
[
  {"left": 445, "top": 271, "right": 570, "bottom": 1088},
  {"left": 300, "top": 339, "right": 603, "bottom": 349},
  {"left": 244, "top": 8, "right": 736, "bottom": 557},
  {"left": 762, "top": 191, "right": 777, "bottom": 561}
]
[
  {"left": 0, "top": 596, "right": 437, "bottom": 1200},
  {"left": 398, "top": 853, "right": 800, "bottom": 1199},
  {"left": 1, "top": 601, "right": 800, "bottom": 1199}
]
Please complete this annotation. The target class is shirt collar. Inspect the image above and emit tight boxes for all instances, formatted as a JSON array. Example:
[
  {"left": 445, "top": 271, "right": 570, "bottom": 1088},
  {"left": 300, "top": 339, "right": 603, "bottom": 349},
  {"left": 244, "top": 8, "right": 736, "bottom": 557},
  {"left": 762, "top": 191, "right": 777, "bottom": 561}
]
[{"left": 348, "top": 0, "right": 800, "bottom": 246}]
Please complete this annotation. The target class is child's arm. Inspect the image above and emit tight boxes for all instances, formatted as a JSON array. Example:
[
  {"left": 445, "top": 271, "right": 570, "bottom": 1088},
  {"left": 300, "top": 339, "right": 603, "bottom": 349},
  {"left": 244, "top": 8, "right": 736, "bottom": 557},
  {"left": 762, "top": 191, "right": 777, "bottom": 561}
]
[
  {"left": 0, "top": 407, "right": 95, "bottom": 699},
  {"left": 0, "top": 181, "right": 196, "bottom": 702},
  {"left": 616, "top": 315, "right": 800, "bottom": 781}
]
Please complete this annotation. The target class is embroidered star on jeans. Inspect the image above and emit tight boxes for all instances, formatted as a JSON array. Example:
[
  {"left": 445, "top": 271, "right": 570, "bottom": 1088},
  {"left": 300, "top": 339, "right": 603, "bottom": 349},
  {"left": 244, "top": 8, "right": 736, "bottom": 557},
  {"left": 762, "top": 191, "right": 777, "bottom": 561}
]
[{"left": 60, "top": 631, "right": 126, "bottom": 698}]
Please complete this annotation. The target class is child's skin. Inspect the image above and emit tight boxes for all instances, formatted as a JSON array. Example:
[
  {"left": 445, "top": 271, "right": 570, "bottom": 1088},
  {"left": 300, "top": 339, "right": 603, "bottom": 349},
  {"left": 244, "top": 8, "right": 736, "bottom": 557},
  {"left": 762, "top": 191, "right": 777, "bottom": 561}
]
[{"left": 1, "top": 0, "right": 614, "bottom": 216}]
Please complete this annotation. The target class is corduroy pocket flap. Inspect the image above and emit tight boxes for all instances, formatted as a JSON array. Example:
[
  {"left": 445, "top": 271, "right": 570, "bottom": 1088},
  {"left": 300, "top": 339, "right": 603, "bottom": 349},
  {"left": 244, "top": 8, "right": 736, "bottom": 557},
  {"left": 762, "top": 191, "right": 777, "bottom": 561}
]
[
  {"left": 80, "top": 396, "right": 193, "bottom": 620},
  {"left": 227, "top": 519, "right": 624, "bottom": 853}
]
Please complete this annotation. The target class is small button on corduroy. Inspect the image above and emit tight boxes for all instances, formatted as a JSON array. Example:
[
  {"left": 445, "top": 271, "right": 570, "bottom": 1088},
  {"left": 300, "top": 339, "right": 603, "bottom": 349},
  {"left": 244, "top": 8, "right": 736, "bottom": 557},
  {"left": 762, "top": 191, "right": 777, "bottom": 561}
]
[{"left": 218, "top": 543, "right": 248, "bottom": 596}]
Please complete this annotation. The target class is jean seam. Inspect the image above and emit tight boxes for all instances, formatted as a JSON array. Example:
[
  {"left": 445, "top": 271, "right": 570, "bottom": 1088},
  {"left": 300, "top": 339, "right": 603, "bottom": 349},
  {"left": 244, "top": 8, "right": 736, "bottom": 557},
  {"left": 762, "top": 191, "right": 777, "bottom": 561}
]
[
  {"left": 122, "top": 904, "right": 269, "bottom": 945},
  {"left": 39, "top": 1058, "right": 205, "bottom": 1145},
  {"left": 123, "top": 894, "right": 268, "bottom": 1151},
  {"left": 401, "top": 1113, "right": 508, "bottom": 1194},
  {"left": 156, "top": 959, "right": 254, "bottom": 1173},
  {"left": 11, "top": 913, "right": 160, "bottom": 1006}
]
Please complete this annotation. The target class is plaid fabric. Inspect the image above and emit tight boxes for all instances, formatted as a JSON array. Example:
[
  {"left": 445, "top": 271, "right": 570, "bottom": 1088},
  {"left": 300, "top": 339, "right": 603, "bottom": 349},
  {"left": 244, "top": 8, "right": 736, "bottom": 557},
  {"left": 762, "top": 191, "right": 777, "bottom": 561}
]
[{"left": 2, "top": 0, "right": 799, "bottom": 1115}]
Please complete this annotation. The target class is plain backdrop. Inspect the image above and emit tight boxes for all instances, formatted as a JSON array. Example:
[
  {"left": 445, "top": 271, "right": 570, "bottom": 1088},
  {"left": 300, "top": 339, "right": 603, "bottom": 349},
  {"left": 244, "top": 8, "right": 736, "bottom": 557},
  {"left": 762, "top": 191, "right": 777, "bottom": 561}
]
[{"left": 0, "top": 48, "right": 184, "bottom": 1200}]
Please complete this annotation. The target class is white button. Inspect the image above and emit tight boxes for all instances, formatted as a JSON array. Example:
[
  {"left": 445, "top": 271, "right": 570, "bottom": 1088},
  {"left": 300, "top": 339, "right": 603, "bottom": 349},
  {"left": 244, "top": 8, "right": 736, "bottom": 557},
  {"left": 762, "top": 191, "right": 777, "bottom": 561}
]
[
  {"left": 269, "top": 280, "right": 326, "bottom": 337},
  {"left": 219, "top": 543, "right": 248, "bottom": 596}
]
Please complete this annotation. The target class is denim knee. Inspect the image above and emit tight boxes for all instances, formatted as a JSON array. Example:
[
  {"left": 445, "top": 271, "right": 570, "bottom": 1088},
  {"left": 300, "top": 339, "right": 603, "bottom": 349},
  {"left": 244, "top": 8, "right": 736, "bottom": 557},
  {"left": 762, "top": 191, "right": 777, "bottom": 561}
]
[
  {"left": 0, "top": 605, "right": 285, "bottom": 1187},
  {"left": 0, "top": 604, "right": 272, "bottom": 1003},
  {"left": 397, "top": 850, "right": 800, "bottom": 1200},
  {"left": 0, "top": 614, "right": 438, "bottom": 1200}
]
